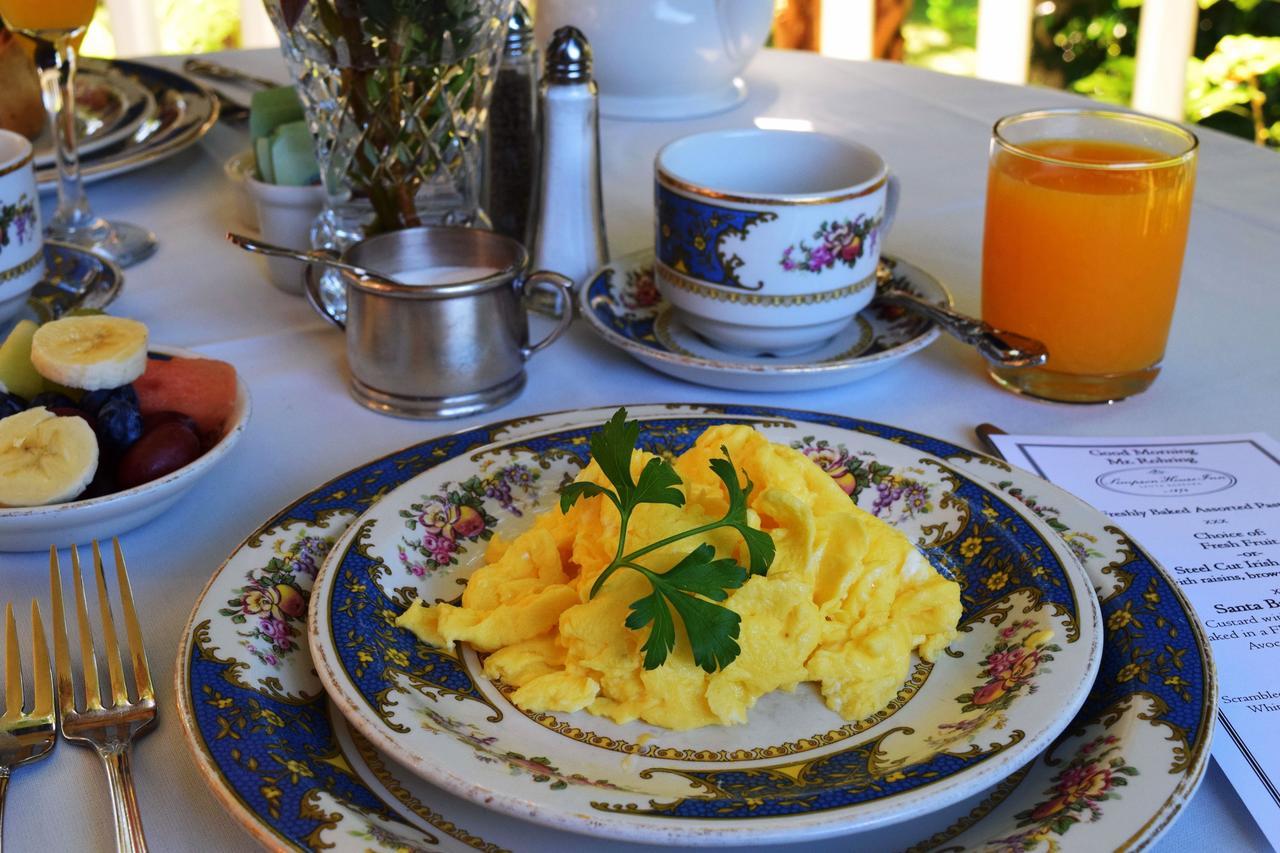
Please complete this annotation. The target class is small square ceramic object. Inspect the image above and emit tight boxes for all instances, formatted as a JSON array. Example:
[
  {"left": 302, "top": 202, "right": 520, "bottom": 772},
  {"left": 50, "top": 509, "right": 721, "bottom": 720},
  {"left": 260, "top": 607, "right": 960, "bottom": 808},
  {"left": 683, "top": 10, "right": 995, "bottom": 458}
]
[
  {"left": 0, "top": 129, "right": 44, "bottom": 323},
  {"left": 654, "top": 129, "right": 899, "bottom": 356},
  {"left": 240, "top": 154, "right": 326, "bottom": 295}
]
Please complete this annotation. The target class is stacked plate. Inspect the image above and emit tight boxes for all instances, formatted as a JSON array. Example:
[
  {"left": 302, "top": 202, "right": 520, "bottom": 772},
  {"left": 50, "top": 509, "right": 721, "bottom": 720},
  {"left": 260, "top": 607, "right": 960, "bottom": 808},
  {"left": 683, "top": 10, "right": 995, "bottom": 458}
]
[
  {"left": 176, "top": 404, "right": 1215, "bottom": 851},
  {"left": 34, "top": 59, "right": 218, "bottom": 190}
]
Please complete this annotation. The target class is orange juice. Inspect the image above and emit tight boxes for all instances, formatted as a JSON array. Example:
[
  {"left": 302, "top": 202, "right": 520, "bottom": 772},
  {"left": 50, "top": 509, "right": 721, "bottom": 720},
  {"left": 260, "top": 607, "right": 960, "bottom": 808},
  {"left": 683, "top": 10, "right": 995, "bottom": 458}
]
[
  {"left": 982, "top": 133, "right": 1195, "bottom": 401},
  {"left": 0, "top": 0, "right": 96, "bottom": 33}
]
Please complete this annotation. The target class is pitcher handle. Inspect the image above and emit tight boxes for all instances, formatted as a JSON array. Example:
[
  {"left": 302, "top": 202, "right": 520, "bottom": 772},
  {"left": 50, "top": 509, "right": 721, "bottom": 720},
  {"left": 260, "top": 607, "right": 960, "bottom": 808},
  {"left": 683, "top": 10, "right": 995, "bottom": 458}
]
[{"left": 520, "top": 271, "right": 575, "bottom": 358}]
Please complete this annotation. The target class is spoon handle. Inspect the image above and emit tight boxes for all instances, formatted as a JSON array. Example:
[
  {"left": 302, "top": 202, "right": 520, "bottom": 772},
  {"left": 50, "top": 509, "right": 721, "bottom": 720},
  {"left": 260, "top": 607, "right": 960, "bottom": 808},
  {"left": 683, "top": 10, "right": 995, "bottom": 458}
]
[
  {"left": 226, "top": 232, "right": 340, "bottom": 266},
  {"left": 183, "top": 58, "right": 277, "bottom": 90},
  {"left": 876, "top": 288, "right": 1049, "bottom": 368}
]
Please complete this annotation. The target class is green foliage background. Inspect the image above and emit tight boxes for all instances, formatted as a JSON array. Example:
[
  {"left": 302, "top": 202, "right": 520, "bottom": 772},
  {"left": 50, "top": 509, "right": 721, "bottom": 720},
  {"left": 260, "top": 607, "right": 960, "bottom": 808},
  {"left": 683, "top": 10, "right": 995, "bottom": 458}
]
[{"left": 906, "top": 0, "right": 1280, "bottom": 148}]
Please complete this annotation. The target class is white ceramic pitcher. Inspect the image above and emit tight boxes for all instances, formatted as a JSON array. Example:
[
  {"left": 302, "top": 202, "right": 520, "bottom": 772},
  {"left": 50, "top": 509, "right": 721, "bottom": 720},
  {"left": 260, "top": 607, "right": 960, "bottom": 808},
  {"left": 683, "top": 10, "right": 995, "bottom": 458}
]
[{"left": 534, "top": 0, "right": 775, "bottom": 120}]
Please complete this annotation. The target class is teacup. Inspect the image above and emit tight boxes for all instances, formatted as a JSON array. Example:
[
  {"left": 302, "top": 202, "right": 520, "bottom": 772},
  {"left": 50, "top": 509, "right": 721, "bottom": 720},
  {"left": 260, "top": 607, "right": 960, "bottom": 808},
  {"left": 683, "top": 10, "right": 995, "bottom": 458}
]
[
  {"left": 654, "top": 129, "right": 899, "bottom": 355},
  {"left": 0, "top": 129, "right": 43, "bottom": 323},
  {"left": 303, "top": 226, "right": 574, "bottom": 419}
]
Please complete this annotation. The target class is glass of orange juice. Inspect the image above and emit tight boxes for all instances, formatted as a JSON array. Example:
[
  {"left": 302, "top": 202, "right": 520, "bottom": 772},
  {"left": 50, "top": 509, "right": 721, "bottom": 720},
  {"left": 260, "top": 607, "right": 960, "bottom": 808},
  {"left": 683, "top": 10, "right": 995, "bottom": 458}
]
[
  {"left": 981, "top": 109, "right": 1197, "bottom": 403},
  {"left": 0, "top": 0, "right": 157, "bottom": 266}
]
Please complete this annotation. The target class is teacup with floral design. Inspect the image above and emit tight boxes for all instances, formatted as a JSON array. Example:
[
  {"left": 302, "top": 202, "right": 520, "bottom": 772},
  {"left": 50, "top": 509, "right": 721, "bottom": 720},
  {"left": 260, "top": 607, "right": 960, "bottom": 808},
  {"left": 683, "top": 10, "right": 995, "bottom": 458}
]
[
  {"left": 655, "top": 129, "right": 898, "bottom": 356},
  {"left": 0, "top": 129, "right": 43, "bottom": 323}
]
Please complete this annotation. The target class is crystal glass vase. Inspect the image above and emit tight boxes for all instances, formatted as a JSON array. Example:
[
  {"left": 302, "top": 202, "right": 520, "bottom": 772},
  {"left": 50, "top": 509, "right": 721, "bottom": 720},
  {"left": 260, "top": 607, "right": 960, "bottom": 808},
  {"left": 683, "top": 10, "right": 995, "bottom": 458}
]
[{"left": 264, "top": 0, "right": 514, "bottom": 257}]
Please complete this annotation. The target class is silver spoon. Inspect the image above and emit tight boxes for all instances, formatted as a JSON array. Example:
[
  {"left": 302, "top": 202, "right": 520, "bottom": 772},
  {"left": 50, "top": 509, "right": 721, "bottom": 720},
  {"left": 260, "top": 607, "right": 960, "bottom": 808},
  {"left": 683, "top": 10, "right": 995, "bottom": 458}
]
[
  {"left": 226, "top": 233, "right": 400, "bottom": 287},
  {"left": 874, "top": 263, "right": 1048, "bottom": 368}
]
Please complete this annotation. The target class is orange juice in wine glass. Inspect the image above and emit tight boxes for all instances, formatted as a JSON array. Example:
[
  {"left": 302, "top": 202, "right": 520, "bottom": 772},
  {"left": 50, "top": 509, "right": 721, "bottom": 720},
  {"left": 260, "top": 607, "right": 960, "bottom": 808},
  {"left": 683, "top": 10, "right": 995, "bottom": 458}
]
[
  {"left": 981, "top": 110, "right": 1197, "bottom": 403},
  {"left": 0, "top": 0, "right": 96, "bottom": 34},
  {"left": 0, "top": 0, "right": 157, "bottom": 265}
]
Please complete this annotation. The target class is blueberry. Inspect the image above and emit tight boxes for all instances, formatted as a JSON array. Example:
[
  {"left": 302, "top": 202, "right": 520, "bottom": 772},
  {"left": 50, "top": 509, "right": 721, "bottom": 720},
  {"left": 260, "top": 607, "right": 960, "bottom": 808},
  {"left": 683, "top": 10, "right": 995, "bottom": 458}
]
[
  {"left": 29, "top": 391, "right": 76, "bottom": 410},
  {"left": 80, "top": 384, "right": 138, "bottom": 417},
  {"left": 96, "top": 395, "right": 143, "bottom": 453},
  {"left": 0, "top": 392, "right": 26, "bottom": 418}
]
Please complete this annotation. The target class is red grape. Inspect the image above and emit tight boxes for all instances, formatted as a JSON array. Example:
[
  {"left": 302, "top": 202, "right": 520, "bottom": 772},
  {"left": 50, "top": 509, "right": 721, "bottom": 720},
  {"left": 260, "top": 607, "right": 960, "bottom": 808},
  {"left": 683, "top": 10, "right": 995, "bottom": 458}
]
[{"left": 117, "top": 421, "right": 200, "bottom": 489}]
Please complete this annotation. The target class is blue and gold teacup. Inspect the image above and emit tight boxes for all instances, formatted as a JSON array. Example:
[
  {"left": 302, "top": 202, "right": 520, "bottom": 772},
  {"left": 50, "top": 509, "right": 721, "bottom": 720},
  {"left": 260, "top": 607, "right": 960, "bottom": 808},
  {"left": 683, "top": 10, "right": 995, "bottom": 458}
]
[
  {"left": 655, "top": 129, "right": 898, "bottom": 355},
  {"left": 0, "top": 130, "right": 43, "bottom": 324}
]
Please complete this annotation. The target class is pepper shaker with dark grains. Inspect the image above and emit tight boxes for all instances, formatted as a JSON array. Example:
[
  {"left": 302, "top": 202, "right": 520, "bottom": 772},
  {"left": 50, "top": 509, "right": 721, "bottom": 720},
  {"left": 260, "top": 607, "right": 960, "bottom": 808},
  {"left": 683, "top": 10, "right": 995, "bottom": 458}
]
[{"left": 484, "top": 2, "right": 539, "bottom": 246}]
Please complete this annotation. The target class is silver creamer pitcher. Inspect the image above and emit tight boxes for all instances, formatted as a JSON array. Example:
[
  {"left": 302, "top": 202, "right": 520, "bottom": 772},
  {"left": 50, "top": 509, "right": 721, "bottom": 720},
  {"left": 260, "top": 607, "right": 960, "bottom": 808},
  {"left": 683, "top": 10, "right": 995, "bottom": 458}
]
[{"left": 302, "top": 226, "right": 574, "bottom": 419}]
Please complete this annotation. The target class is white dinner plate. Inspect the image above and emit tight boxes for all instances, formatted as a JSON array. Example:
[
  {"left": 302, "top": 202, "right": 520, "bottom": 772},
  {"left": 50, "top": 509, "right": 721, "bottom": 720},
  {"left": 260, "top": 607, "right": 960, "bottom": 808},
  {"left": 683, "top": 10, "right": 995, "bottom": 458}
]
[{"left": 308, "top": 405, "right": 1102, "bottom": 844}]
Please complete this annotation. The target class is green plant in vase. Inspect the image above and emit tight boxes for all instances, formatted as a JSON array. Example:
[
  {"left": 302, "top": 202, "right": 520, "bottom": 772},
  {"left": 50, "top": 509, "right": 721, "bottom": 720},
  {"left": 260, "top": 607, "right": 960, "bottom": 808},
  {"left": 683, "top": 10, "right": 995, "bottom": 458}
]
[{"left": 266, "top": 0, "right": 515, "bottom": 248}]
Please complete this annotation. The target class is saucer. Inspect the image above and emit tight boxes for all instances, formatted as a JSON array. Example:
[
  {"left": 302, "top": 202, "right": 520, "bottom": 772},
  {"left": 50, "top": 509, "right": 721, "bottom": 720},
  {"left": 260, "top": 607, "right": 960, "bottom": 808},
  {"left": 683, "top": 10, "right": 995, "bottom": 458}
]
[{"left": 579, "top": 250, "right": 947, "bottom": 392}]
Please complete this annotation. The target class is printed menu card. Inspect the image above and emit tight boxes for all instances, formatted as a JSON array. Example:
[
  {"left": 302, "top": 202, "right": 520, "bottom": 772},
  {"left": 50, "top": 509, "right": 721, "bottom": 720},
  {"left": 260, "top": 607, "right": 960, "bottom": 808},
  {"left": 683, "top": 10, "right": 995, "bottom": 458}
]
[{"left": 987, "top": 432, "right": 1280, "bottom": 845}]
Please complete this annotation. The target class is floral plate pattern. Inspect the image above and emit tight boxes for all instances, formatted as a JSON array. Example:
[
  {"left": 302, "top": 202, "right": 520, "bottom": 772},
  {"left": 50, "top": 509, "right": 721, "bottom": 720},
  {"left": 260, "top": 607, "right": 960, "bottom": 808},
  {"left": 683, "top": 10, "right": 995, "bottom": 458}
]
[
  {"left": 175, "top": 404, "right": 1214, "bottom": 852},
  {"left": 308, "top": 406, "right": 1102, "bottom": 844},
  {"left": 579, "top": 251, "right": 946, "bottom": 392}
]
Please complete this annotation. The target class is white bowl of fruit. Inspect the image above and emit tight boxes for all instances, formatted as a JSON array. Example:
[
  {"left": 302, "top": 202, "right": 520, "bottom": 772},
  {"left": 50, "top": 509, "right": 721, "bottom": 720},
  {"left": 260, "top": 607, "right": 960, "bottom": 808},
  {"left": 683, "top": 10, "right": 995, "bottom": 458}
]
[{"left": 0, "top": 313, "right": 250, "bottom": 551}]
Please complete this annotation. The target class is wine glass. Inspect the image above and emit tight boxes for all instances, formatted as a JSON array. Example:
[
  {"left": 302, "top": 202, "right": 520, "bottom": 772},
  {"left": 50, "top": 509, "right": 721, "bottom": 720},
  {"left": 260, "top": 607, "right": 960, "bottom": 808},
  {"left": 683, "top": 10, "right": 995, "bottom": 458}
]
[{"left": 0, "top": 1, "right": 157, "bottom": 266}]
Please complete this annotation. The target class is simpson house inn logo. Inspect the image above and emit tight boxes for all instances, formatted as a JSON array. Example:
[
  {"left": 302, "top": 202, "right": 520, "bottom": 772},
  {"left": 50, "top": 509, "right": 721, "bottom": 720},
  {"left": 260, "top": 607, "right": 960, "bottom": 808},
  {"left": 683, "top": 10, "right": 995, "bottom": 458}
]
[{"left": 1096, "top": 466, "right": 1237, "bottom": 498}]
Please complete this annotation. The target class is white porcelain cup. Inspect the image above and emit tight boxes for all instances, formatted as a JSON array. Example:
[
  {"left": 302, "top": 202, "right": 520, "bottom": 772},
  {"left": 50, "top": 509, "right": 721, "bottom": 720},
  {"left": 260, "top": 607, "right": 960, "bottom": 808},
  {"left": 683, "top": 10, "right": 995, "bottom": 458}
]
[
  {"left": 654, "top": 129, "right": 899, "bottom": 355},
  {"left": 243, "top": 167, "right": 326, "bottom": 295},
  {"left": 0, "top": 129, "right": 44, "bottom": 323}
]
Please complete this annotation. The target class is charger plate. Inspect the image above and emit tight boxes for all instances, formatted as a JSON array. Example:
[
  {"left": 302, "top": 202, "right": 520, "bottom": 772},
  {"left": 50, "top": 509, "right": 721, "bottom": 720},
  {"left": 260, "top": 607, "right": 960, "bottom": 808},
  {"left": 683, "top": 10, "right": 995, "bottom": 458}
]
[{"left": 176, "top": 404, "right": 1214, "bottom": 851}]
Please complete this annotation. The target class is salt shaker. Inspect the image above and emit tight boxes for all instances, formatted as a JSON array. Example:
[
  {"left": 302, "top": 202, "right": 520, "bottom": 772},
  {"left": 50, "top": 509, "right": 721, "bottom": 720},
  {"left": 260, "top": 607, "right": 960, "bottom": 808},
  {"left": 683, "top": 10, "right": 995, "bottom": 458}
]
[
  {"left": 531, "top": 26, "right": 609, "bottom": 289},
  {"left": 485, "top": 2, "right": 538, "bottom": 245}
]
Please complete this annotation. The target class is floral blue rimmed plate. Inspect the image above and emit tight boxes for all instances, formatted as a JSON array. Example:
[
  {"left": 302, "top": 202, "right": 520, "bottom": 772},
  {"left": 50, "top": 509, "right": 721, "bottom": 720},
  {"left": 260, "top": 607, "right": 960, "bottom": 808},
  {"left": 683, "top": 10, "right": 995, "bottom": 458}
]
[
  {"left": 175, "top": 404, "right": 1214, "bottom": 852},
  {"left": 32, "top": 66, "right": 157, "bottom": 169},
  {"left": 24, "top": 240, "right": 124, "bottom": 322},
  {"left": 579, "top": 252, "right": 946, "bottom": 392},
  {"left": 307, "top": 407, "right": 1102, "bottom": 845},
  {"left": 35, "top": 59, "right": 218, "bottom": 190}
]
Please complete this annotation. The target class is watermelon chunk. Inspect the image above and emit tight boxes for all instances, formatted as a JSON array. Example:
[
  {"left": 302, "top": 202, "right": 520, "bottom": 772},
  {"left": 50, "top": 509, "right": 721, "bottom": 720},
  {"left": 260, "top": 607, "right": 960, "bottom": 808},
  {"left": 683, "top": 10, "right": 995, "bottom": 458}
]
[{"left": 133, "top": 356, "right": 238, "bottom": 437}]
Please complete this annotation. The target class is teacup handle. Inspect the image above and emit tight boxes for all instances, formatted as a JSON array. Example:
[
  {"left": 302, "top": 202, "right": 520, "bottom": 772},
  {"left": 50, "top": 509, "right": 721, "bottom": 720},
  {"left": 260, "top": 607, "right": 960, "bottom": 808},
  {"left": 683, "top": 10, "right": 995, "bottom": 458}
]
[
  {"left": 520, "top": 271, "right": 575, "bottom": 359},
  {"left": 881, "top": 173, "right": 901, "bottom": 237},
  {"left": 303, "top": 257, "right": 346, "bottom": 331}
]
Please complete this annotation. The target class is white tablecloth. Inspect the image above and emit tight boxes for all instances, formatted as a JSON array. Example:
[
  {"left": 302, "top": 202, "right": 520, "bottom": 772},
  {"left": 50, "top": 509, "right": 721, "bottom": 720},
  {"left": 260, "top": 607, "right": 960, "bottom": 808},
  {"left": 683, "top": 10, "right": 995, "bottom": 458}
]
[{"left": 1, "top": 47, "right": 1275, "bottom": 852}]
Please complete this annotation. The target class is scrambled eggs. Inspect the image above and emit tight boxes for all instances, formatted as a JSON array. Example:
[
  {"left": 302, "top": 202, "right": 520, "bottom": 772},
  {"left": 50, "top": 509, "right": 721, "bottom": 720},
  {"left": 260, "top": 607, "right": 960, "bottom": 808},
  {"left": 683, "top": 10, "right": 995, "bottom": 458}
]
[{"left": 397, "top": 425, "right": 962, "bottom": 730}]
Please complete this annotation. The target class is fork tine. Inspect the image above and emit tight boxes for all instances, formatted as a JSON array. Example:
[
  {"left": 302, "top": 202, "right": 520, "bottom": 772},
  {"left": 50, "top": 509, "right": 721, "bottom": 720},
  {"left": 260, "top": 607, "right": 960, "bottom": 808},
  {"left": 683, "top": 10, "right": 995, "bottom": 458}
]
[
  {"left": 112, "top": 539, "right": 153, "bottom": 702},
  {"left": 49, "top": 546, "right": 75, "bottom": 714},
  {"left": 70, "top": 544, "right": 103, "bottom": 711},
  {"left": 91, "top": 540, "right": 129, "bottom": 707},
  {"left": 31, "top": 600, "right": 53, "bottom": 717},
  {"left": 3, "top": 602, "right": 21, "bottom": 720}
]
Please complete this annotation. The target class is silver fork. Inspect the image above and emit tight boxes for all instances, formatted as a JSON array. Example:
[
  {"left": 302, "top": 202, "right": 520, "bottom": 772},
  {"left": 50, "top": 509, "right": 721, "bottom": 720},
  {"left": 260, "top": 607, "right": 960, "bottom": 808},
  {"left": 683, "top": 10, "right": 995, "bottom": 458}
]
[
  {"left": 50, "top": 541, "right": 157, "bottom": 853},
  {"left": 0, "top": 600, "right": 56, "bottom": 853}
]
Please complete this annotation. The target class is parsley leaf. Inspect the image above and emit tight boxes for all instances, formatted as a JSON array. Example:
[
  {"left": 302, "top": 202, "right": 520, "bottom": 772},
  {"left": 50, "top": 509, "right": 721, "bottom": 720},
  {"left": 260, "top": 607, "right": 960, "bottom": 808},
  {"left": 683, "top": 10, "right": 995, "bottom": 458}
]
[
  {"left": 563, "top": 408, "right": 684, "bottom": 514},
  {"left": 708, "top": 447, "right": 775, "bottom": 577},
  {"left": 624, "top": 545, "right": 747, "bottom": 672},
  {"left": 558, "top": 409, "right": 776, "bottom": 671}
]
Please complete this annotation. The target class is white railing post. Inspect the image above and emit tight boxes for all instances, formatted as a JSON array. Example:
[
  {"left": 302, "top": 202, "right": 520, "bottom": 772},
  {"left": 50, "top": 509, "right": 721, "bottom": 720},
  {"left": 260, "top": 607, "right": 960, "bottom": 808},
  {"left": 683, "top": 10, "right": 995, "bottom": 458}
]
[
  {"left": 239, "top": 0, "right": 280, "bottom": 49},
  {"left": 975, "top": 0, "right": 1034, "bottom": 85},
  {"left": 101, "top": 0, "right": 161, "bottom": 57},
  {"left": 1132, "top": 0, "right": 1198, "bottom": 120},
  {"left": 818, "top": 0, "right": 875, "bottom": 61}
]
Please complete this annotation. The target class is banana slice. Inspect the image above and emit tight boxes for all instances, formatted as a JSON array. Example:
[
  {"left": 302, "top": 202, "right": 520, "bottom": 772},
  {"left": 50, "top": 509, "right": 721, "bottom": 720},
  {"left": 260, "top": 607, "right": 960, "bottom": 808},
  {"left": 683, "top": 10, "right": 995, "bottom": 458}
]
[
  {"left": 30, "top": 315, "right": 149, "bottom": 391},
  {"left": 0, "top": 408, "right": 99, "bottom": 506}
]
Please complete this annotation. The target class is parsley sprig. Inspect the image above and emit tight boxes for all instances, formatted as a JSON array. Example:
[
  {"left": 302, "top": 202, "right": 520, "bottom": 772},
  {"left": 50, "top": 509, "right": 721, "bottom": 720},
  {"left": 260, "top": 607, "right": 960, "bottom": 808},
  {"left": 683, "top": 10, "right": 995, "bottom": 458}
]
[{"left": 559, "top": 409, "right": 775, "bottom": 672}]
